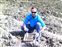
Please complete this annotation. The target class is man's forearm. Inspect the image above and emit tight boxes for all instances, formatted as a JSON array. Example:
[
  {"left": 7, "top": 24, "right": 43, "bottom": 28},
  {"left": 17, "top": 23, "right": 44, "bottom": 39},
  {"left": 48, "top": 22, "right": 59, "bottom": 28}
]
[{"left": 23, "top": 23, "right": 29, "bottom": 31}]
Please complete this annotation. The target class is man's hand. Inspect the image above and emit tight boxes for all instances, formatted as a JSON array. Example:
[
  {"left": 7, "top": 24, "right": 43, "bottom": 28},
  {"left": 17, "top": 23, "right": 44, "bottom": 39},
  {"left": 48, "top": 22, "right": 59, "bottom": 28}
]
[
  {"left": 24, "top": 26, "right": 29, "bottom": 31},
  {"left": 41, "top": 26, "right": 46, "bottom": 32},
  {"left": 23, "top": 24, "right": 29, "bottom": 31}
]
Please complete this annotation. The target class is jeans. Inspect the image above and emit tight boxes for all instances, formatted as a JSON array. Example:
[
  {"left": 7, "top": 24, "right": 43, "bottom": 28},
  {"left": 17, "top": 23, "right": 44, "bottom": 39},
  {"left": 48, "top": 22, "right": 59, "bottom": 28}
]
[
  {"left": 21, "top": 22, "right": 42, "bottom": 42},
  {"left": 21, "top": 22, "right": 42, "bottom": 33}
]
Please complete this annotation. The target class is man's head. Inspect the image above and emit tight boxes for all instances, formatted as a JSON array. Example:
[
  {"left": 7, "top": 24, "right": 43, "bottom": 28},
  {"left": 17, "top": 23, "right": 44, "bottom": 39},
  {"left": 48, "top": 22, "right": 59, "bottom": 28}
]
[{"left": 31, "top": 7, "right": 37, "bottom": 17}]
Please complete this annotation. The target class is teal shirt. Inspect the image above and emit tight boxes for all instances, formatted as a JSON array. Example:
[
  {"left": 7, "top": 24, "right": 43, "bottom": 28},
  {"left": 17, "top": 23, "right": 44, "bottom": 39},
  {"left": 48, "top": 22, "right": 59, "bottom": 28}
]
[{"left": 24, "top": 12, "right": 46, "bottom": 27}]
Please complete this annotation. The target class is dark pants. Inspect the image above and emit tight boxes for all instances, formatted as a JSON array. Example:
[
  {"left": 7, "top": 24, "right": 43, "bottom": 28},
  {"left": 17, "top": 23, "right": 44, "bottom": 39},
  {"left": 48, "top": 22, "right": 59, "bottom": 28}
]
[
  {"left": 21, "top": 22, "right": 42, "bottom": 33},
  {"left": 21, "top": 22, "right": 42, "bottom": 42}
]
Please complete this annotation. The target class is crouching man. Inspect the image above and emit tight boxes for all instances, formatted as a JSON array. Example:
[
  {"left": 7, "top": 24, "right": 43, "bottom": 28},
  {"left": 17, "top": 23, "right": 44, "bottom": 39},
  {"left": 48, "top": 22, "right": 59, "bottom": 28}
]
[{"left": 21, "top": 7, "right": 46, "bottom": 43}]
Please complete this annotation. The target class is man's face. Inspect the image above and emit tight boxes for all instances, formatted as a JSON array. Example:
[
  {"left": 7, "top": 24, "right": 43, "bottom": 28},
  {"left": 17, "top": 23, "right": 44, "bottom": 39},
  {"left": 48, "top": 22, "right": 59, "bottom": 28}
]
[{"left": 31, "top": 8, "right": 37, "bottom": 17}]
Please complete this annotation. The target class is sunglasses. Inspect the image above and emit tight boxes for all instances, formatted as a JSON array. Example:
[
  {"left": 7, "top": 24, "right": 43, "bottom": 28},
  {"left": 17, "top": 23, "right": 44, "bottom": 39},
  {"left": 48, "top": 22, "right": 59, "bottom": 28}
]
[{"left": 32, "top": 12, "right": 36, "bottom": 13}]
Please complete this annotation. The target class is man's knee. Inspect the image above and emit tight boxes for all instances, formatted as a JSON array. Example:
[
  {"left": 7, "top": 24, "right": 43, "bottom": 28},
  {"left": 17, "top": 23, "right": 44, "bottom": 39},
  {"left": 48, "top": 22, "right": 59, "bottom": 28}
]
[
  {"left": 36, "top": 22, "right": 42, "bottom": 32},
  {"left": 37, "top": 22, "right": 41, "bottom": 26},
  {"left": 36, "top": 22, "right": 42, "bottom": 28}
]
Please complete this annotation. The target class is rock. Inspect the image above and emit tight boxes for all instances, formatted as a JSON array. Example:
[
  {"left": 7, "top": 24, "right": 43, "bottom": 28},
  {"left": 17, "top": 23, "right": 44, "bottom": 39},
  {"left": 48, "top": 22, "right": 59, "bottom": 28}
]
[{"left": 1, "top": 32, "right": 18, "bottom": 46}]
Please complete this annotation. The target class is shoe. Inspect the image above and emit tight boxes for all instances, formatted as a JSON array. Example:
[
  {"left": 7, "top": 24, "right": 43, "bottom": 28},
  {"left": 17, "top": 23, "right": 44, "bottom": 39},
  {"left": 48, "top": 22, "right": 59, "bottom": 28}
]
[{"left": 32, "top": 40, "right": 40, "bottom": 47}]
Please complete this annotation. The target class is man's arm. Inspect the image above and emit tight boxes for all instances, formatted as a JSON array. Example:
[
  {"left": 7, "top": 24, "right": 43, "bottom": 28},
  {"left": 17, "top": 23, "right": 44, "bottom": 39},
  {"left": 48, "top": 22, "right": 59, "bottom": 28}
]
[
  {"left": 41, "top": 26, "right": 46, "bottom": 32},
  {"left": 38, "top": 15, "right": 46, "bottom": 31},
  {"left": 23, "top": 14, "right": 30, "bottom": 31},
  {"left": 24, "top": 15, "right": 29, "bottom": 25}
]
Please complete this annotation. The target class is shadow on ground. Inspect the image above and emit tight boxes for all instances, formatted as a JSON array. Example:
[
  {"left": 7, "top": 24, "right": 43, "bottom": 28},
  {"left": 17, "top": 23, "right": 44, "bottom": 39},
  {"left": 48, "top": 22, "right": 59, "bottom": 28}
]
[{"left": 10, "top": 31, "right": 26, "bottom": 37}]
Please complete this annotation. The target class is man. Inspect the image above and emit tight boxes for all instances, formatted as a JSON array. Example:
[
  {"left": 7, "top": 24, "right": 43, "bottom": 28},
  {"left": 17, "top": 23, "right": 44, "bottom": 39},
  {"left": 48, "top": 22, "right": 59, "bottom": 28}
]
[{"left": 21, "top": 7, "right": 46, "bottom": 43}]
